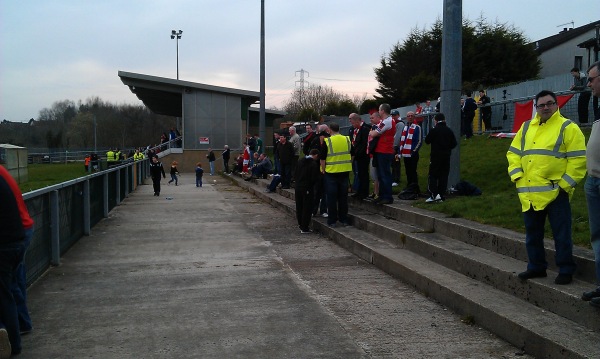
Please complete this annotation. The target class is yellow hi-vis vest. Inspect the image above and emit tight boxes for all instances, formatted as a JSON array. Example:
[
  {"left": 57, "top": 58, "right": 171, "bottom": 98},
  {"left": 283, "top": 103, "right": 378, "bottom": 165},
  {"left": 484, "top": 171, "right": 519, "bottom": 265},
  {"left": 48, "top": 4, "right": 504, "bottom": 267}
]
[
  {"left": 507, "top": 109, "right": 586, "bottom": 212},
  {"left": 134, "top": 152, "right": 144, "bottom": 161},
  {"left": 325, "top": 134, "right": 352, "bottom": 173},
  {"left": 106, "top": 150, "right": 115, "bottom": 162}
]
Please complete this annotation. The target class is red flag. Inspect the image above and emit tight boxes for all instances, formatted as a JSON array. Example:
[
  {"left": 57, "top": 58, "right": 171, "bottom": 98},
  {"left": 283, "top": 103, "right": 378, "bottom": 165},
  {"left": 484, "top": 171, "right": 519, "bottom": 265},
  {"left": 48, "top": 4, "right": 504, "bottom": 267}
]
[{"left": 511, "top": 94, "right": 574, "bottom": 133}]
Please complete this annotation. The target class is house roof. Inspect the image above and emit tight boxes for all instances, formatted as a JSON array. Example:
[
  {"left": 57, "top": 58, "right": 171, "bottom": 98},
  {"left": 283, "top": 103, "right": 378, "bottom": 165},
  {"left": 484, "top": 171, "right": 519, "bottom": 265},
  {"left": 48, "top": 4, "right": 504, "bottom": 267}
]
[
  {"left": 533, "top": 20, "right": 600, "bottom": 53},
  {"left": 118, "top": 71, "right": 260, "bottom": 117}
]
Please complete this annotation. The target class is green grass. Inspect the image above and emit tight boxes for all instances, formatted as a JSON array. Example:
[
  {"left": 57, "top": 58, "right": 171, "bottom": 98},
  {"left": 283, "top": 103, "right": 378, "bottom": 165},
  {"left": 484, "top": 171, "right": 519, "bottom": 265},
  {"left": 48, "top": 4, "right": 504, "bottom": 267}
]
[
  {"left": 19, "top": 163, "right": 88, "bottom": 193},
  {"left": 407, "top": 131, "right": 591, "bottom": 248}
]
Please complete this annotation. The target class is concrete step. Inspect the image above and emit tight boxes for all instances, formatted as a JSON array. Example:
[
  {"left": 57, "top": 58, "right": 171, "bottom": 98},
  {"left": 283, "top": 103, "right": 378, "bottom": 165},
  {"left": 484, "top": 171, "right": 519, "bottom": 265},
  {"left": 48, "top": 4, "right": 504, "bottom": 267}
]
[
  {"left": 231, "top": 175, "right": 600, "bottom": 358},
  {"left": 350, "top": 211, "right": 600, "bottom": 332}
]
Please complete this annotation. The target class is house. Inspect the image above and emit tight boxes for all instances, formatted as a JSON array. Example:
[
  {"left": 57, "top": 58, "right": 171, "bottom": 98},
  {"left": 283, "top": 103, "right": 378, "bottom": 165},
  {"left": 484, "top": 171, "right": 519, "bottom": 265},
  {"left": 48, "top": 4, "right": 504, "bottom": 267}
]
[{"left": 534, "top": 20, "right": 600, "bottom": 77}]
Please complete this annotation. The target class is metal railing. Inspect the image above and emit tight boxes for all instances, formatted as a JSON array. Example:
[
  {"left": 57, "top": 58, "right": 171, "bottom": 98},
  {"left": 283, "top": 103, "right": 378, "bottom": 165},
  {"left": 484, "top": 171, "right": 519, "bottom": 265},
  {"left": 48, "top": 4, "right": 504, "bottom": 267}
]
[{"left": 22, "top": 158, "right": 151, "bottom": 286}]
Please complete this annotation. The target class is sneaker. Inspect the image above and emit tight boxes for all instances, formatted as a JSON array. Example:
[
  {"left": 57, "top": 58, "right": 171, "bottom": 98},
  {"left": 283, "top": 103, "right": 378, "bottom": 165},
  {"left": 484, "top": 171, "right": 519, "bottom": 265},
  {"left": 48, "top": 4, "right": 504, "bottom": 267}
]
[
  {"left": 590, "top": 297, "right": 600, "bottom": 308},
  {"left": 425, "top": 196, "right": 436, "bottom": 203},
  {"left": 582, "top": 287, "right": 600, "bottom": 301},
  {"left": 434, "top": 194, "right": 443, "bottom": 202},
  {"left": 321, "top": 213, "right": 329, "bottom": 218},
  {"left": 392, "top": 182, "right": 398, "bottom": 187},
  {"left": 0, "top": 328, "right": 10, "bottom": 359},
  {"left": 517, "top": 270, "right": 547, "bottom": 280},
  {"left": 555, "top": 273, "right": 573, "bottom": 285},
  {"left": 300, "top": 229, "right": 312, "bottom": 234}
]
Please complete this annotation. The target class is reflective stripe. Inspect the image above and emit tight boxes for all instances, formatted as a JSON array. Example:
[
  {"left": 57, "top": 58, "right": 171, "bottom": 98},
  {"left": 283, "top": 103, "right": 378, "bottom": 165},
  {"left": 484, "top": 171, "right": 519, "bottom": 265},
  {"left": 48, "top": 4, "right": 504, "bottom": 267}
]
[
  {"left": 516, "top": 184, "right": 557, "bottom": 193},
  {"left": 508, "top": 146, "right": 522, "bottom": 155},
  {"left": 509, "top": 168, "right": 523, "bottom": 176},
  {"left": 520, "top": 121, "right": 531, "bottom": 151},
  {"left": 566, "top": 150, "right": 586, "bottom": 157},
  {"left": 327, "top": 160, "right": 353, "bottom": 165},
  {"left": 553, "top": 120, "right": 571, "bottom": 153},
  {"left": 520, "top": 149, "right": 585, "bottom": 158},
  {"left": 562, "top": 173, "right": 577, "bottom": 187}
]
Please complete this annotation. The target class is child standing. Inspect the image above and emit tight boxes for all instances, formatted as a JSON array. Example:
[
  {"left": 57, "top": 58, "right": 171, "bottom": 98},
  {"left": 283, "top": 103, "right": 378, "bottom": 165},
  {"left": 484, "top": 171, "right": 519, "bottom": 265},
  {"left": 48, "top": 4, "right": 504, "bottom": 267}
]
[
  {"left": 195, "top": 162, "right": 204, "bottom": 187},
  {"left": 168, "top": 161, "right": 179, "bottom": 185}
]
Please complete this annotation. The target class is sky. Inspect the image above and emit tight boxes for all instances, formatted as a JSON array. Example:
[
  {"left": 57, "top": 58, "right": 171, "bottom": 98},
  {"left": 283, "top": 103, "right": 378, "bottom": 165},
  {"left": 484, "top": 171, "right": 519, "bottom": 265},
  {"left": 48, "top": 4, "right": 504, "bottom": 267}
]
[{"left": 1, "top": 0, "right": 598, "bottom": 122}]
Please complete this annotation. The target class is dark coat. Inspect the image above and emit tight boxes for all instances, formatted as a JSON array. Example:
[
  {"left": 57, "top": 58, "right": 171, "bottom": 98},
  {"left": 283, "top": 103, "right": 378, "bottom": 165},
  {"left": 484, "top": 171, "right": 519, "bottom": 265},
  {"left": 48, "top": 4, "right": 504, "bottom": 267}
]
[
  {"left": 294, "top": 156, "right": 320, "bottom": 190},
  {"left": 350, "top": 122, "right": 371, "bottom": 160},
  {"left": 277, "top": 141, "right": 295, "bottom": 165},
  {"left": 425, "top": 121, "right": 457, "bottom": 159}
]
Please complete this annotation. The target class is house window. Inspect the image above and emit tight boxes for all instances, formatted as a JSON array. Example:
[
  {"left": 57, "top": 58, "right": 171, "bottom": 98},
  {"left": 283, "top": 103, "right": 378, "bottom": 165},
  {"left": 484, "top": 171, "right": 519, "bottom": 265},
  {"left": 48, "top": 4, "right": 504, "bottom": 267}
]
[{"left": 574, "top": 56, "right": 583, "bottom": 70}]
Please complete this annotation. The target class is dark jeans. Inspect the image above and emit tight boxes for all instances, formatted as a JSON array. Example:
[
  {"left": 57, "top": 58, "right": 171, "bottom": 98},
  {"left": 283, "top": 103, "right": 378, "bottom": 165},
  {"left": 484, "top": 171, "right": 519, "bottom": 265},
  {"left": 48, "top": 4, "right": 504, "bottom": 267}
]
[
  {"left": 295, "top": 187, "right": 314, "bottom": 231},
  {"left": 463, "top": 112, "right": 474, "bottom": 138},
  {"left": 280, "top": 163, "right": 292, "bottom": 188},
  {"left": 223, "top": 160, "right": 230, "bottom": 174},
  {"left": 313, "top": 175, "right": 327, "bottom": 215},
  {"left": 427, "top": 156, "right": 450, "bottom": 198},
  {"left": 391, "top": 156, "right": 401, "bottom": 184},
  {"left": 11, "top": 228, "right": 33, "bottom": 333},
  {"left": 267, "top": 175, "right": 282, "bottom": 192},
  {"left": 375, "top": 153, "right": 394, "bottom": 201},
  {"left": 482, "top": 112, "right": 492, "bottom": 130},
  {"left": 324, "top": 172, "right": 349, "bottom": 225},
  {"left": 403, "top": 153, "right": 420, "bottom": 188},
  {"left": 0, "top": 240, "right": 26, "bottom": 355},
  {"left": 523, "top": 190, "right": 575, "bottom": 274}
]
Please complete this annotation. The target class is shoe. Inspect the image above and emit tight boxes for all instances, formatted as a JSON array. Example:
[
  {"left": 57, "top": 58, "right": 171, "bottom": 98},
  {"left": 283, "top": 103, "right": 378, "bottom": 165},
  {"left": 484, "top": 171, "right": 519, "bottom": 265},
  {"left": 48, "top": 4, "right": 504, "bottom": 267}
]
[
  {"left": 328, "top": 223, "right": 337, "bottom": 228},
  {"left": 368, "top": 193, "right": 376, "bottom": 199},
  {"left": 265, "top": 189, "right": 275, "bottom": 193},
  {"left": 0, "top": 328, "right": 10, "bottom": 359},
  {"left": 321, "top": 213, "right": 329, "bottom": 218},
  {"left": 300, "top": 229, "right": 312, "bottom": 234},
  {"left": 20, "top": 327, "right": 32, "bottom": 335},
  {"left": 582, "top": 287, "right": 600, "bottom": 301},
  {"left": 590, "top": 297, "right": 600, "bottom": 308},
  {"left": 555, "top": 273, "right": 573, "bottom": 285},
  {"left": 392, "top": 182, "right": 398, "bottom": 187},
  {"left": 378, "top": 198, "right": 393, "bottom": 205},
  {"left": 517, "top": 270, "right": 547, "bottom": 280},
  {"left": 425, "top": 196, "right": 435, "bottom": 203}
]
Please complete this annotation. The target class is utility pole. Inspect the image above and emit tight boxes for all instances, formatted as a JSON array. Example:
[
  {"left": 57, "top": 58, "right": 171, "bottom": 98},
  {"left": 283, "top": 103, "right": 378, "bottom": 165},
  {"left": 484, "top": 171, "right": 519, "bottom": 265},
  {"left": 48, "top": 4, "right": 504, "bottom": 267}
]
[
  {"left": 259, "top": 0, "right": 266, "bottom": 142},
  {"left": 170, "top": 30, "right": 183, "bottom": 79},
  {"left": 440, "top": 0, "right": 462, "bottom": 189},
  {"left": 295, "top": 69, "right": 309, "bottom": 106}
]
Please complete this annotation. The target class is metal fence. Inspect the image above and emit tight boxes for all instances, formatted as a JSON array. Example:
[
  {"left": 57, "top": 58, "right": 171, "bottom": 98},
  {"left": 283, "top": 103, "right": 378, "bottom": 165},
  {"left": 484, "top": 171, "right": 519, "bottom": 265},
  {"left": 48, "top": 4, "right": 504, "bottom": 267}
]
[{"left": 22, "top": 158, "right": 151, "bottom": 286}]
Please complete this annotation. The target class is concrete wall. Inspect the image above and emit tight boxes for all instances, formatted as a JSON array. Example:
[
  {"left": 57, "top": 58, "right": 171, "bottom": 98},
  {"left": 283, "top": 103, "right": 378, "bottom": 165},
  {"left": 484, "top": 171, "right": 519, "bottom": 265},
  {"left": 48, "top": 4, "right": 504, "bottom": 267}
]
[{"left": 182, "top": 90, "right": 243, "bottom": 151}]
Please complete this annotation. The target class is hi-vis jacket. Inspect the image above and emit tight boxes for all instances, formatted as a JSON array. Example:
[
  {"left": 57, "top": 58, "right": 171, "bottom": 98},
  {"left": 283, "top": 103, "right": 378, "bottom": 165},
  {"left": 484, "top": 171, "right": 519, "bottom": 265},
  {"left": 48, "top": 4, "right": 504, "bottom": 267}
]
[
  {"left": 507, "top": 109, "right": 586, "bottom": 212},
  {"left": 324, "top": 134, "right": 352, "bottom": 173}
]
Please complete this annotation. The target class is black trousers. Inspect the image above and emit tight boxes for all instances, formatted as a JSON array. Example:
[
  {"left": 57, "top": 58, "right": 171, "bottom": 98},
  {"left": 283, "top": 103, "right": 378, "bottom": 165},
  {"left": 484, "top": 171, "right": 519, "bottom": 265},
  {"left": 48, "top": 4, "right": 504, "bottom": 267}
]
[
  {"left": 152, "top": 177, "right": 161, "bottom": 194},
  {"left": 295, "top": 187, "right": 314, "bottom": 231},
  {"left": 223, "top": 160, "right": 230, "bottom": 173},
  {"left": 578, "top": 92, "right": 591, "bottom": 124},
  {"left": 427, "top": 156, "right": 450, "bottom": 198},
  {"left": 391, "top": 156, "right": 401, "bottom": 184},
  {"left": 356, "top": 157, "right": 371, "bottom": 198},
  {"left": 403, "top": 153, "right": 419, "bottom": 187}
]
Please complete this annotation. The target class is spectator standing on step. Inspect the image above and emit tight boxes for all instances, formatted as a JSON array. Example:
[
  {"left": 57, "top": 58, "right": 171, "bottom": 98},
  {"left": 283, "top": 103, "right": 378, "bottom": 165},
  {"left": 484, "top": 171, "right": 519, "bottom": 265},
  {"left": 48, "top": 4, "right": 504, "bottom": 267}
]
[
  {"left": 149, "top": 156, "right": 166, "bottom": 196},
  {"left": 289, "top": 126, "right": 301, "bottom": 180},
  {"left": 277, "top": 135, "right": 295, "bottom": 189},
  {"left": 424, "top": 113, "right": 457, "bottom": 203},
  {"left": 222, "top": 145, "right": 231, "bottom": 174},
  {"left": 349, "top": 113, "right": 371, "bottom": 200},
  {"left": 507, "top": 89, "right": 586, "bottom": 285},
  {"left": 295, "top": 149, "right": 321, "bottom": 233},
  {"left": 582, "top": 61, "right": 600, "bottom": 307},
  {"left": 398, "top": 111, "right": 423, "bottom": 194},
  {"left": 369, "top": 104, "right": 396, "bottom": 205},
  {"left": 321, "top": 122, "right": 352, "bottom": 227}
]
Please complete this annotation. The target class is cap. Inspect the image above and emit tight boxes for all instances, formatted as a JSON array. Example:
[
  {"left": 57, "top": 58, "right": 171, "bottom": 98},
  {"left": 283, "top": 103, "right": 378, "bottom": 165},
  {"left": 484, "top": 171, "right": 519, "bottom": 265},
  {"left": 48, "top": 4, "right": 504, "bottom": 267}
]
[{"left": 391, "top": 110, "right": 400, "bottom": 115}]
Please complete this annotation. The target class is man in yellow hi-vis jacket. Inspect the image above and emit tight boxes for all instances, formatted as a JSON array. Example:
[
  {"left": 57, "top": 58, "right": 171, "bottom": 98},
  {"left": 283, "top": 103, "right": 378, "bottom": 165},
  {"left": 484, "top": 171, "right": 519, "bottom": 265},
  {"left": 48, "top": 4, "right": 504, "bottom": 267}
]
[
  {"left": 320, "top": 122, "right": 353, "bottom": 228},
  {"left": 507, "top": 90, "right": 587, "bottom": 285}
]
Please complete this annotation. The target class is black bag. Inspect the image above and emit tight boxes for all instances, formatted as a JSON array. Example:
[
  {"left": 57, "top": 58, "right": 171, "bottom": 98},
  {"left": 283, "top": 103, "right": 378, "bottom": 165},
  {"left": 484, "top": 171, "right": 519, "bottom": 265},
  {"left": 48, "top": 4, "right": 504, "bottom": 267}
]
[
  {"left": 452, "top": 181, "right": 482, "bottom": 196},
  {"left": 398, "top": 183, "right": 420, "bottom": 200}
]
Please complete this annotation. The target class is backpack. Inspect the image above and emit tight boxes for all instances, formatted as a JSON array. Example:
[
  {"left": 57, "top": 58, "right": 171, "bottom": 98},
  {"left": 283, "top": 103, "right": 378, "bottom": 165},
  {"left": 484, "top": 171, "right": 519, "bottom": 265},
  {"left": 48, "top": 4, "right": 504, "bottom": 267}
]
[
  {"left": 397, "top": 183, "right": 421, "bottom": 200},
  {"left": 451, "top": 180, "right": 482, "bottom": 196}
]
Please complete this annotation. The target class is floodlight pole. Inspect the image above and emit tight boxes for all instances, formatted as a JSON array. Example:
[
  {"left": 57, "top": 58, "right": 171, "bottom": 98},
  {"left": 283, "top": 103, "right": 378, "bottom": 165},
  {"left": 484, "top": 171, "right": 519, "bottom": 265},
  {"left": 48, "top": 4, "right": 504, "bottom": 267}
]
[
  {"left": 259, "top": 0, "right": 266, "bottom": 141},
  {"left": 171, "top": 30, "right": 183, "bottom": 79}
]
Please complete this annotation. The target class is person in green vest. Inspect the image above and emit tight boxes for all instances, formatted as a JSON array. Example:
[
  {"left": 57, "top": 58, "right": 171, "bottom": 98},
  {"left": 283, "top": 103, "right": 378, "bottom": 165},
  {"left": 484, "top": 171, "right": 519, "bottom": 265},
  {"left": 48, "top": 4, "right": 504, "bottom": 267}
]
[
  {"left": 320, "top": 122, "right": 352, "bottom": 228},
  {"left": 106, "top": 149, "right": 115, "bottom": 167}
]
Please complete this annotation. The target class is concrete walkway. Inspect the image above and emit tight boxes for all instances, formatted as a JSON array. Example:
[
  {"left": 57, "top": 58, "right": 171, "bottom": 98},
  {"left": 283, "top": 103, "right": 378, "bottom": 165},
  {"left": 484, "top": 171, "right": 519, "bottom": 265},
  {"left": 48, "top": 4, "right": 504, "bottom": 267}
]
[{"left": 20, "top": 174, "right": 529, "bottom": 358}]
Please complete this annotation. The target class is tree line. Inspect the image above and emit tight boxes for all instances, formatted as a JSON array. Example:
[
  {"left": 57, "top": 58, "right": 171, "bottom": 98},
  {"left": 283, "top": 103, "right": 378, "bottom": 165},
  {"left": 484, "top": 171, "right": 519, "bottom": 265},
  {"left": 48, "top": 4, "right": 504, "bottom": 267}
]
[{"left": 0, "top": 97, "right": 176, "bottom": 150}]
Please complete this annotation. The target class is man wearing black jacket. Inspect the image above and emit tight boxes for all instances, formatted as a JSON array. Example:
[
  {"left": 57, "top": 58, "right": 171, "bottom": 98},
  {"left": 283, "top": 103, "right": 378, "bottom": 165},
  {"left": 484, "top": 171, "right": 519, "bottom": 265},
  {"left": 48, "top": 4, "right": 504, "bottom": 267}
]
[
  {"left": 295, "top": 149, "right": 321, "bottom": 233},
  {"left": 277, "top": 135, "right": 295, "bottom": 189},
  {"left": 149, "top": 156, "right": 166, "bottom": 196},
  {"left": 424, "top": 113, "right": 457, "bottom": 202},
  {"left": 349, "top": 113, "right": 371, "bottom": 200}
]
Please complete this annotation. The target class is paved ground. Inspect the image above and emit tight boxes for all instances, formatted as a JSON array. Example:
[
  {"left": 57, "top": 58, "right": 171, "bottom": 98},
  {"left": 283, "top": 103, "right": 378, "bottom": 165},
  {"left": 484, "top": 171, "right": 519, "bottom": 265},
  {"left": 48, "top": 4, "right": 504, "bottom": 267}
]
[{"left": 21, "top": 174, "right": 531, "bottom": 358}]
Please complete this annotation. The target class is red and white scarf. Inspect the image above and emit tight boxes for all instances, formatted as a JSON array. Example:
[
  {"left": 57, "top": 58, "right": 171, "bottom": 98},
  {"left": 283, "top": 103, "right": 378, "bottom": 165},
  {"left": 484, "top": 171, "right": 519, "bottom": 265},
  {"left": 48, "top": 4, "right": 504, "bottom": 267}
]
[{"left": 399, "top": 124, "right": 417, "bottom": 157}]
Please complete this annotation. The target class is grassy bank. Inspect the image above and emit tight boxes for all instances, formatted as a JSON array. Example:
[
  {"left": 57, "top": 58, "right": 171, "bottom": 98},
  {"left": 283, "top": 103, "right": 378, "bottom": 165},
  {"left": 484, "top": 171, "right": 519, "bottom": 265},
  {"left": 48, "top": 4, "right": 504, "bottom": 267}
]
[
  {"left": 19, "top": 163, "right": 87, "bottom": 193},
  {"left": 410, "top": 131, "right": 591, "bottom": 248}
]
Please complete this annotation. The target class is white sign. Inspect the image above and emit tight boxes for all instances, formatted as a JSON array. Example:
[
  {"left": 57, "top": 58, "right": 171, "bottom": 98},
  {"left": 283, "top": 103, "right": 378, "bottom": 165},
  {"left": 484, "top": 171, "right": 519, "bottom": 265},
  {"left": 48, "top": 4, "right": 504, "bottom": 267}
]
[{"left": 198, "top": 137, "right": 210, "bottom": 145}]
